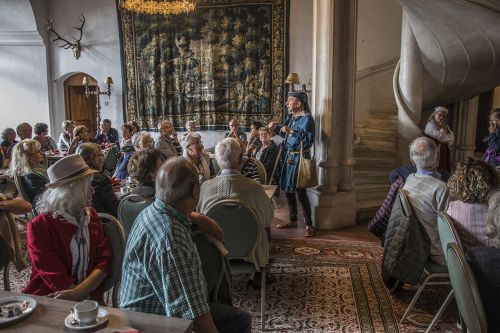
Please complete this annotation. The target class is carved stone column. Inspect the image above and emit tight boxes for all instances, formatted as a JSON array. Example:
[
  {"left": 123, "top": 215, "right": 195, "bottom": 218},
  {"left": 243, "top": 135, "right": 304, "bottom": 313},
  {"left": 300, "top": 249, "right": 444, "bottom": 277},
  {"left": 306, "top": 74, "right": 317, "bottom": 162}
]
[
  {"left": 309, "top": 0, "right": 356, "bottom": 230},
  {"left": 452, "top": 96, "right": 479, "bottom": 163}
]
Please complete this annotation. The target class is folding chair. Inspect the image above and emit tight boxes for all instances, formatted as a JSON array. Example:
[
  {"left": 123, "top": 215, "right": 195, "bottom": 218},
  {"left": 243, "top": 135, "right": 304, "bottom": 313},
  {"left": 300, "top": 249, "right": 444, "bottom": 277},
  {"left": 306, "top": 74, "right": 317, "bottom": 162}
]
[
  {"left": 98, "top": 213, "right": 127, "bottom": 308},
  {"left": 117, "top": 194, "right": 152, "bottom": 237},
  {"left": 446, "top": 243, "right": 487, "bottom": 333},
  {"left": 206, "top": 200, "right": 267, "bottom": 330}
]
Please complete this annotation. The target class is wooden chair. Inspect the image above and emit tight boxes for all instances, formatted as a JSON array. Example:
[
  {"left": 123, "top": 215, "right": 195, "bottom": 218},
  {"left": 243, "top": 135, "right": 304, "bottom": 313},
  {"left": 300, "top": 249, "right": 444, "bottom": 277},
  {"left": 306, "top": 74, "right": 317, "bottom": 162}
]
[
  {"left": 206, "top": 200, "right": 267, "bottom": 329},
  {"left": 98, "top": 213, "right": 126, "bottom": 307}
]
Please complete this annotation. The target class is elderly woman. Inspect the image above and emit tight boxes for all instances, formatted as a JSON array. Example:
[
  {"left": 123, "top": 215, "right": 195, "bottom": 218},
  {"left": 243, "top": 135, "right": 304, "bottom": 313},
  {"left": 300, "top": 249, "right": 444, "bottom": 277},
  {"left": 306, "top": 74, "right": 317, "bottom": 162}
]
[
  {"left": 127, "top": 149, "right": 162, "bottom": 200},
  {"left": 182, "top": 132, "right": 214, "bottom": 184},
  {"left": 8, "top": 139, "right": 48, "bottom": 205},
  {"left": 135, "top": 132, "right": 154, "bottom": 150},
  {"left": 254, "top": 127, "right": 280, "bottom": 184},
  {"left": 68, "top": 125, "right": 93, "bottom": 155},
  {"left": 22, "top": 155, "right": 112, "bottom": 303},
  {"left": 58, "top": 120, "right": 75, "bottom": 150},
  {"left": 33, "top": 123, "right": 57, "bottom": 153},
  {"left": 1, "top": 127, "right": 17, "bottom": 156},
  {"left": 181, "top": 120, "right": 198, "bottom": 142},
  {"left": 77, "top": 143, "right": 119, "bottom": 217},
  {"left": 245, "top": 121, "right": 263, "bottom": 156},
  {"left": 424, "top": 106, "right": 455, "bottom": 172},
  {"left": 446, "top": 158, "right": 499, "bottom": 250},
  {"left": 128, "top": 120, "right": 141, "bottom": 148},
  {"left": 482, "top": 108, "right": 500, "bottom": 167}
]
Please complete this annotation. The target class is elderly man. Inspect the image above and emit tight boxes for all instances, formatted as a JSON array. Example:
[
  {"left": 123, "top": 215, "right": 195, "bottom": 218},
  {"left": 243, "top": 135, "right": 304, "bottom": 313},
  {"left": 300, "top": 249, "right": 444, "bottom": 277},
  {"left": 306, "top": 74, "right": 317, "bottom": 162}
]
[
  {"left": 95, "top": 119, "right": 119, "bottom": 147},
  {"left": 269, "top": 90, "right": 316, "bottom": 237},
  {"left": 403, "top": 136, "right": 450, "bottom": 266},
  {"left": 120, "top": 157, "right": 251, "bottom": 333},
  {"left": 155, "top": 120, "right": 181, "bottom": 160},
  {"left": 198, "top": 137, "right": 274, "bottom": 270},
  {"left": 224, "top": 117, "right": 247, "bottom": 142}
]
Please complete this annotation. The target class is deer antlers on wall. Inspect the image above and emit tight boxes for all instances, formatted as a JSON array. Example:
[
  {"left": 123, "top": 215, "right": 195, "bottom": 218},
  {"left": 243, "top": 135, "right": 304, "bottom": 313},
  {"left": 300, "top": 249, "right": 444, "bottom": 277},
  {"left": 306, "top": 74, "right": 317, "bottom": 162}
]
[{"left": 46, "top": 15, "right": 85, "bottom": 59}]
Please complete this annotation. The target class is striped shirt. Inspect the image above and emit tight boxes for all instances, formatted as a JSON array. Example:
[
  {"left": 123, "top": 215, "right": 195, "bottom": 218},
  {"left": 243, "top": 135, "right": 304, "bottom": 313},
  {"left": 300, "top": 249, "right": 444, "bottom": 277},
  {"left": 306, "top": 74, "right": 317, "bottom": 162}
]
[
  {"left": 119, "top": 199, "right": 209, "bottom": 319},
  {"left": 447, "top": 200, "right": 492, "bottom": 251},
  {"left": 403, "top": 174, "right": 450, "bottom": 266}
]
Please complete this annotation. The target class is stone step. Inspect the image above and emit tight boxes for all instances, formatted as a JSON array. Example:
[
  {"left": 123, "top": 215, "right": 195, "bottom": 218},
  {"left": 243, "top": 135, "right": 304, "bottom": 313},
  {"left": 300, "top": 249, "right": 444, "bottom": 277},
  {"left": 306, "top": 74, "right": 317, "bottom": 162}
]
[
  {"left": 359, "top": 138, "right": 396, "bottom": 148},
  {"left": 356, "top": 207, "right": 379, "bottom": 223},
  {"left": 354, "top": 169, "right": 390, "bottom": 177},
  {"left": 355, "top": 189, "right": 388, "bottom": 202},
  {"left": 355, "top": 157, "right": 399, "bottom": 169},
  {"left": 362, "top": 120, "right": 398, "bottom": 129},
  {"left": 353, "top": 174, "right": 391, "bottom": 186},
  {"left": 358, "top": 132, "right": 394, "bottom": 142},
  {"left": 354, "top": 145, "right": 398, "bottom": 158},
  {"left": 356, "top": 198, "right": 386, "bottom": 210},
  {"left": 356, "top": 127, "right": 395, "bottom": 136},
  {"left": 355, "top": 183, "right": 390, "bottom": 192}
]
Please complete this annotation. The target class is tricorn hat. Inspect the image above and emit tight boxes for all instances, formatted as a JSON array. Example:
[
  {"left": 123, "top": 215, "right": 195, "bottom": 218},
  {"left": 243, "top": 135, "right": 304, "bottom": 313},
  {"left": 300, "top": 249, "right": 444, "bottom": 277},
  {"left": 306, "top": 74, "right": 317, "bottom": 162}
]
[{"left": 46, "top": 154, "right": 98, "bottom": 188}]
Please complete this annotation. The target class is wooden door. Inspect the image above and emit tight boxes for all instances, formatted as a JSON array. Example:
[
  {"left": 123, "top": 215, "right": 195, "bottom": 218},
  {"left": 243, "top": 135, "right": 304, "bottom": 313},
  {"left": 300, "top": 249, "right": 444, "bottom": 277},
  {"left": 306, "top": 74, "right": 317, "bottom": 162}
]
[{"left": 64, "top": 73, "right": 98, "bottom": 137}]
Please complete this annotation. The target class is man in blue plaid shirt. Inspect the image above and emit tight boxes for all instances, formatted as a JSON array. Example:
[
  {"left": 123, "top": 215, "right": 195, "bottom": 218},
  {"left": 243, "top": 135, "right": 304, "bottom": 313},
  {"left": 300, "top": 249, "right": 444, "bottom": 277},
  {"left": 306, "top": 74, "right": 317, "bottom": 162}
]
[{"left": 120, "top": 157, "right": 251, "bottom": 332}]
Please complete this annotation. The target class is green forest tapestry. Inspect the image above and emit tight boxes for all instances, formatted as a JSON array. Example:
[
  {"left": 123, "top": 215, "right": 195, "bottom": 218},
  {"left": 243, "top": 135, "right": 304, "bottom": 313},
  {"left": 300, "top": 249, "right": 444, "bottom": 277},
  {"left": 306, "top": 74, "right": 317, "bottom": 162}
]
[{"left": 120, "top": 0, "right": 287, "bottom": 130}]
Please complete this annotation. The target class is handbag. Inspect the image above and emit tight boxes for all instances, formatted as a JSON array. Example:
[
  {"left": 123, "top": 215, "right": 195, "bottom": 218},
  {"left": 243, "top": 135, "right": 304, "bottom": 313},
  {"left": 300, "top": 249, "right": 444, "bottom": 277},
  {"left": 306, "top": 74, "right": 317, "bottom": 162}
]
[{"left": 296, "top": 142, "right": 318, "bottom": 189}]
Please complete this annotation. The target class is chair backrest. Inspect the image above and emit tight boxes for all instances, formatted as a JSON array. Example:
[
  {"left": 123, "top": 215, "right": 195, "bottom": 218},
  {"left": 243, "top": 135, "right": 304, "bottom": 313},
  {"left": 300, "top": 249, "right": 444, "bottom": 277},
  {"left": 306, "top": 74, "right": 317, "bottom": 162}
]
[
  {"left": 103, "top": 145, "right": 120, "bottom": 174},
  {"left": 210, "top": 156, "right": 220, "bottom": 175},
  {"left": 268, "top": 145, "right": 282, "bottom": 185},
  {"left": 251, "top": 157, "right": 267, "bottom": 185},
  {"left": 117, "top": 194, "right": 152, "bottom": 236},
  {"left": 206, "top": 200, "right": 259, "bottom": 260},
  {"left": 191, "top": 231, "right": 225, "bottom": 302},
  {"left": 13, "top": 175, "right": 31, "bottom": 203},
  {"left": 445, "top": 243, "right": 487, "bottom": 333},
  {"left": 98, "top": 213, "right": 127, "bottom": 294},
  {"left": 437, "top": 211, "right": 464, "bottom": 257}
]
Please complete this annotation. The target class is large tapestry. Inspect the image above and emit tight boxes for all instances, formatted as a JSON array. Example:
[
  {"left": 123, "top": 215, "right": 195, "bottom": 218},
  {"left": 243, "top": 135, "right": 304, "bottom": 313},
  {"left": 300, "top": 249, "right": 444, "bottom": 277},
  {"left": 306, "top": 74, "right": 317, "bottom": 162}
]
[{"left": 119, "top": 0, "right": 287, "bottom": 130}]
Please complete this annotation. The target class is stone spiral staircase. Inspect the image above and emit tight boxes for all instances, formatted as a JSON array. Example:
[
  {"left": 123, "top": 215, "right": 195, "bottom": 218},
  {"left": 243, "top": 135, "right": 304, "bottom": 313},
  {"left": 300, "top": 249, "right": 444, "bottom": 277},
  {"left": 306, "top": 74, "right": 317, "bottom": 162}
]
[{"left": 353, "top": 111, "right": 399, "bottom": 222}]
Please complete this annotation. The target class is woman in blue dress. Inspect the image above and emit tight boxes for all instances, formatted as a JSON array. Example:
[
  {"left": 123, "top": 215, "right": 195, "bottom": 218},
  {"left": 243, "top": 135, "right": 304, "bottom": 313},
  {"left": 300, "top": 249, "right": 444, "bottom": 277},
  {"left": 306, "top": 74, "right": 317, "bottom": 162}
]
[{"left": 269, "top": 91, "right": 316, "bottom": 236}]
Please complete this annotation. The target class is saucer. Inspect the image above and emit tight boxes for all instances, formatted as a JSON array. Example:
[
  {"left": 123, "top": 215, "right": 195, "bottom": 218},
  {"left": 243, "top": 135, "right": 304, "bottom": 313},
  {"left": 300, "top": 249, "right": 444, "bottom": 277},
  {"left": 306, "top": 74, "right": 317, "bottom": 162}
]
[{"left": 64, "top": 307, "right": 109, "bottom": 330}]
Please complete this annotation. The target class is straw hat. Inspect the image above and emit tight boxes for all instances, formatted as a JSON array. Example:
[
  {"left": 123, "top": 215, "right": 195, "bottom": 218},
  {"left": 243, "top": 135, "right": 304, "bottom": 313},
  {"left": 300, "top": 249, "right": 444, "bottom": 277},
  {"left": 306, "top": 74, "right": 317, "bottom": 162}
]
[{"left": 46, "top": 154, "right": 98, "bottom": 188}]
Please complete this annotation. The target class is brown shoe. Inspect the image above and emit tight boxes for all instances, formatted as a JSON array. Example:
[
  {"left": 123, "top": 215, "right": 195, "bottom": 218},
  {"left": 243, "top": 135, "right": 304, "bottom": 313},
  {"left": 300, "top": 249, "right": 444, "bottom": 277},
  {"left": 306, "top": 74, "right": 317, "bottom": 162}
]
[
  {"left": 276, "top": 220, "right": 297, "bottom": 229},
  {"left": 305, "top": 226, "right": 315, "bottom": 237}
]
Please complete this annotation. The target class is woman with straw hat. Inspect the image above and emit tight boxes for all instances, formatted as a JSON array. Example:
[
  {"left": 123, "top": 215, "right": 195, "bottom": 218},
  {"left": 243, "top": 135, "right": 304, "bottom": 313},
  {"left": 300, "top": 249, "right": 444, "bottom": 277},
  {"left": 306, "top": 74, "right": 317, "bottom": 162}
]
[{"left": 23, "top": 154, "right": 112, "bottom": 303}]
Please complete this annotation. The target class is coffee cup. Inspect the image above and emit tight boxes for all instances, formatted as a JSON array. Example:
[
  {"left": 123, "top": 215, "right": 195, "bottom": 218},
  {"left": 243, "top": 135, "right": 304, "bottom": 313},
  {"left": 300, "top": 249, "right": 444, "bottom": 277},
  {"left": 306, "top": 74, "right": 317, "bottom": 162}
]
[{"left": 73, "top": 300, "right": 98, "bottom": 324}]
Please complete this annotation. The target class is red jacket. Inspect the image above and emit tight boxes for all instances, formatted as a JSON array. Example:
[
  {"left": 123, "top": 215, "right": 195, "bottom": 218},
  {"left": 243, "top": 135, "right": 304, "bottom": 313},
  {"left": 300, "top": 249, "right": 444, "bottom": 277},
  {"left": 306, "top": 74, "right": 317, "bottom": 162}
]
[{"left": 23, "top": 208, "right": 112, "bottom": 303}]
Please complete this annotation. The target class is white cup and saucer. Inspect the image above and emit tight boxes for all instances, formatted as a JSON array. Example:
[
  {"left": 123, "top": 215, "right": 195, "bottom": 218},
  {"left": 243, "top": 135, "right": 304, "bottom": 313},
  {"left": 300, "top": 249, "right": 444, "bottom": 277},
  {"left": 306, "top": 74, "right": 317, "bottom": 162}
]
[{"left": 64, "top": 300, "right": 109, "bottom": 330}]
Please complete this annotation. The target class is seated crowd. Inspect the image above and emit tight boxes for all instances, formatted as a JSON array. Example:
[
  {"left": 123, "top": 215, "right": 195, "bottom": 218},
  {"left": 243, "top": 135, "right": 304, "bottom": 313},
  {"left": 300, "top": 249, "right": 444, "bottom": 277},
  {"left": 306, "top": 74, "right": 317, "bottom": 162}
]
[
  {"left": 1, "top": 115, "right": 285, "bottom": 332},
  {"left": 2, "top": 104, "right": 497, "bottom": 331}
]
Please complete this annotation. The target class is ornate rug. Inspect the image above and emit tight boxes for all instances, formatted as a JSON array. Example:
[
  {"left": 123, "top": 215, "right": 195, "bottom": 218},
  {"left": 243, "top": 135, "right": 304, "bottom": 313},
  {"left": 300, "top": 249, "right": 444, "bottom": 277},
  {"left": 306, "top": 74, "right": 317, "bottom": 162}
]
[
  {"left": 119, "top": 0, "right": 288, "bottom": 131},
  {"left": 233, "top": 238, "right": 460, "bottom": 332}
]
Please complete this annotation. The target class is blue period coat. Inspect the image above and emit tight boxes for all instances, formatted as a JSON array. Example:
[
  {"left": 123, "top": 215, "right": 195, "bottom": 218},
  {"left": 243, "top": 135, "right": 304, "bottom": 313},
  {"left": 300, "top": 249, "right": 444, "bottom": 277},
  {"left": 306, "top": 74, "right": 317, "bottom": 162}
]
[{"left": 275, "top": 112, "right": 315, "bottom": 193}]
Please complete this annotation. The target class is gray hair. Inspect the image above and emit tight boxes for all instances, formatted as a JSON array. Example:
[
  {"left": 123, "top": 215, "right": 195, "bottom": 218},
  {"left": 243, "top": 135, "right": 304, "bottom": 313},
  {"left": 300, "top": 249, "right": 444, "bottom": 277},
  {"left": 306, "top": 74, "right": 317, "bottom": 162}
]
[
  {"left": 61, "top": 120, "right": 73, "bottom": 131},
  {"left": 155, "top": 157, "right": 198, "bottom": 206},
  {"left": 215, "top": 137, "right": 242, "bottom": 170},
  {"left": 77, "top": 143, "right": 101, "bottom": 168},
  {"left": 136, "top": 132, "right": 153, "bottom": 149},
  {"left": 182, "top": 132, "right": 203, "bottom": 152},
  {"left": 409, "top": 137, "right": 437, "bottom": 171},
  {"left": 36, "top": 174, "right": 93, "bottom": 217},
  {"left": 158, "top": 120, "right": 172, "bottom": 131},
  {"left": 486, "top": 190, "right": 500, "bottom": 246},
  {"left": 185, "top": 120, "right": 197, "bottom": 130},
  {"left": 1, "top": 127, "right": 15, "bottom": 141}
]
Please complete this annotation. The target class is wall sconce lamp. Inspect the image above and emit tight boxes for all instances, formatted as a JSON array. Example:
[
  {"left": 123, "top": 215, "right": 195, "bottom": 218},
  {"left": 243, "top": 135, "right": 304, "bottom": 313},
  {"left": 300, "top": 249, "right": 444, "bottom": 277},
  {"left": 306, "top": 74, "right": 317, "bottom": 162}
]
[
  {"left": 285, "top": 72, "right": 300, "bottom": 92},
  {"left": 82, "top": 76, "right": 113, "bottom": 125}
]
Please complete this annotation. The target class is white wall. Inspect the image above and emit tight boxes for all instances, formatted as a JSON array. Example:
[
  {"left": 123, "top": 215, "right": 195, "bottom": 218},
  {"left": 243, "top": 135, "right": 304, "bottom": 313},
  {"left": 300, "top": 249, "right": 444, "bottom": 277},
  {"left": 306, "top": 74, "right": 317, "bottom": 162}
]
[
  {"left": 289, "top": 0, "right": 313, "bottom": 89},
  {"left": 0, "top": 0, "right": 50, "bottom": 134},
  {"left": 355, "top": 0, "right": 402, "bottom": 123}
]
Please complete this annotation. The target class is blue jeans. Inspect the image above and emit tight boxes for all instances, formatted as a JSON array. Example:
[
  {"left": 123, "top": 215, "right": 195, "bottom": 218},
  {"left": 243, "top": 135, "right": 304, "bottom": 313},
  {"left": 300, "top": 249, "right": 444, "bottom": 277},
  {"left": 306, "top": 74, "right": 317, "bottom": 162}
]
[{"left": 210, "top": 302, "right": 252, "bottom": 333}]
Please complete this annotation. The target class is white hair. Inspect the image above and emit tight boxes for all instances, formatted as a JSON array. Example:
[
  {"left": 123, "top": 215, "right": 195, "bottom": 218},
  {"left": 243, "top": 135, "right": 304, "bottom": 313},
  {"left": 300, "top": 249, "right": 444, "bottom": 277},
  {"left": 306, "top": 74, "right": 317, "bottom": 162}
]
[
  {"left": 182, "top": 132, "right": 203, "bottom": 152},
  {"left": 36, "top": 175, "right": 93, "bottom": 217},
  {"left": 486, "top": 190, "right": 500, "bottom": 246},
  {"left": 215, "top": 138, "right": 242, "bottom": 170},
  {"left": 409, "top": 137, "right": 437, "bottom": 171}
]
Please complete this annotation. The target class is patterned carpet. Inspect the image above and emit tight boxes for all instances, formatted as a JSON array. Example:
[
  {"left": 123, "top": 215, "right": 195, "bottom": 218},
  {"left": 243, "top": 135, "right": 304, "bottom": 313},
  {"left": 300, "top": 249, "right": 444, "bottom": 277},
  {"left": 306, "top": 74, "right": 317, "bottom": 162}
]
[{"left": 2, "top": 233, "right": 460, "bottom": 333}]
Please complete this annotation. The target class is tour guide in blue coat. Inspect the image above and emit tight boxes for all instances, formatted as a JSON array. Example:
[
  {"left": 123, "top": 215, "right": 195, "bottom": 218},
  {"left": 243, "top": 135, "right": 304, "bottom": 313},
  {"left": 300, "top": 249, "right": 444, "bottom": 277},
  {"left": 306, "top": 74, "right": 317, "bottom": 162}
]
[{"left": 269, "top": 90, "right": 316, "bottom": 237}]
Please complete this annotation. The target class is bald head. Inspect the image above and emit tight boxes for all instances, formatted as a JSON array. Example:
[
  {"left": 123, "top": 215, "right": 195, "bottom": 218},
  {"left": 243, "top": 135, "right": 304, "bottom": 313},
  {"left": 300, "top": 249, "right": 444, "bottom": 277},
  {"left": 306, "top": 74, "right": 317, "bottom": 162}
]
[
  {"left": 156, "top": 157, "right": 199, "bottom": 206},
  {"left": 409, "top": 137, "right": 437, "bottom": 171}
]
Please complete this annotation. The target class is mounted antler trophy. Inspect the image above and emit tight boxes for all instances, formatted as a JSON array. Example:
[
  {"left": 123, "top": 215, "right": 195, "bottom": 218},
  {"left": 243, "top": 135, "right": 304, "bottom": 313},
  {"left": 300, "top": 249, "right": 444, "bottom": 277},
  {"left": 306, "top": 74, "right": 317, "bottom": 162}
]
[{"left": 45, "top": 15, "right": 85, "bottom": 59}]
